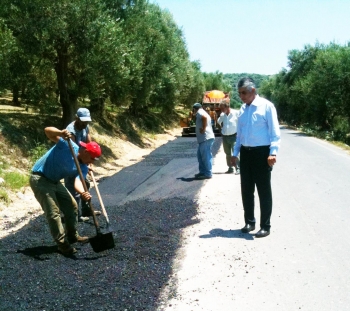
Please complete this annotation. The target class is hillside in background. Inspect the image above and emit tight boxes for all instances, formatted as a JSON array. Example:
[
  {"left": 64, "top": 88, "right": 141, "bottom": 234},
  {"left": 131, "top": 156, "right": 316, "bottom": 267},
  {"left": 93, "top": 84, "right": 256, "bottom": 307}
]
[{"left": 224, "top": 73, "right": 270, "bottom": 108}]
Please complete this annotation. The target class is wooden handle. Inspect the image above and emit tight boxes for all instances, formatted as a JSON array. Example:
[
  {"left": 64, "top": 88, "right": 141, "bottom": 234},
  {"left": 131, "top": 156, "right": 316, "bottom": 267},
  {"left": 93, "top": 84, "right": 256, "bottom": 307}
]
[
  {"left": 67, "top": 139, "right": 101, "bottom": 234},
  {"left": 90, "top": 171, "right": 110, "bottom": 225}
]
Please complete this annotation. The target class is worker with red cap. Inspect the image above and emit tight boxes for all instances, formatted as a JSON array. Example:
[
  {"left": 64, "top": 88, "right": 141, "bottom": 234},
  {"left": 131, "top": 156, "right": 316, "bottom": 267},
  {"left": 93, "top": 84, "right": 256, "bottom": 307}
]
[{"left": 30, "top": 127, "right": 102, "bottom": 255}]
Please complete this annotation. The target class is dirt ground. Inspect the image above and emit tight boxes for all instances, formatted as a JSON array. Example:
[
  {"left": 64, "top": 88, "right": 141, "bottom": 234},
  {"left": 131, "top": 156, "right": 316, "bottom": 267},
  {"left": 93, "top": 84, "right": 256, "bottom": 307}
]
[{"left": 0, "top": 127, "right": 182, "bottom": 239}]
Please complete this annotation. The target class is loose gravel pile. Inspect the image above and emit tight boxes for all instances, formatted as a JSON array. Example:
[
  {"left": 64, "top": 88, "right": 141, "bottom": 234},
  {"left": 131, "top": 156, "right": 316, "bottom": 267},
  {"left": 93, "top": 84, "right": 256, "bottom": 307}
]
[{"left": 0, "top": 197, "right": 199, "bottom": 311}]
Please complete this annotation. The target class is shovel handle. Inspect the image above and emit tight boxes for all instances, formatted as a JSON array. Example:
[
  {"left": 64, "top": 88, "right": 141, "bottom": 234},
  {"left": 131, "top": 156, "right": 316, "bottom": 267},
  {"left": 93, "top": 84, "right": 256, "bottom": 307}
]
[
  {"left": 90, "top": 171, "right": 110, "bottom": 225},
  {"left": 67, "top": 139, "right": 101, "bottom": 235}
]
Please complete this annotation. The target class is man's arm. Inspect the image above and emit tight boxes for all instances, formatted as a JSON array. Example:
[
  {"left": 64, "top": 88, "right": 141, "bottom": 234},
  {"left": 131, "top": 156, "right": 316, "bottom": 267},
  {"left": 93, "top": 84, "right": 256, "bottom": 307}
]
[
  {"left": 86, "top": 133, "right": 92, "bottom": 143},
  {"left": 74, "top": 177, "right": 92, "bottom": 202},
  {"left": 231, "top": 111, "right": 242, "bottom": 167},
  {"left": 267, "top": 104, "right": 281, "bottom": 155},
  {"left": 200, "top": 115, "right": 207, "bottom": 134},
  {"left": 266, "top": 104, "right": 281, "bottom": 166},
  {"left": 45, "top": 127, "right": 71, "bottom": 143}
]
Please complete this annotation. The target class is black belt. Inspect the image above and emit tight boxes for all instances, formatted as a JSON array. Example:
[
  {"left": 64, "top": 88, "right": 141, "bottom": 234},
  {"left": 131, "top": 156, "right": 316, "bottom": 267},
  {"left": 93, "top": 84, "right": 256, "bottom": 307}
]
[
  {"left": 222, "top": 133, "right": 237, "bottom": 137},
  {"left": 241, "top": 145, "right": 270, "bottom": 150},
  {"left": 31, "top": 172, "right": 58, "bottom": 184}
]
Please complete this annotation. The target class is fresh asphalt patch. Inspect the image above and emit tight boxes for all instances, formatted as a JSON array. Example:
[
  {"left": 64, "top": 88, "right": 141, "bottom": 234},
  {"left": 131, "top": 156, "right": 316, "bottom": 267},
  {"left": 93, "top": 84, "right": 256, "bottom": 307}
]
[{"left": 0, "top": 136, "right": 222, "bottom": 311}]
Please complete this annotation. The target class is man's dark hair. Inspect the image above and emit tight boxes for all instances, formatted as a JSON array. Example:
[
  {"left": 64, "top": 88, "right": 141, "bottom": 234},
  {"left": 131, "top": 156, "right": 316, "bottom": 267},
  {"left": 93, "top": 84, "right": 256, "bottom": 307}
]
[{"left": 237, "top": 77, "right": 256, "bottom": 91}]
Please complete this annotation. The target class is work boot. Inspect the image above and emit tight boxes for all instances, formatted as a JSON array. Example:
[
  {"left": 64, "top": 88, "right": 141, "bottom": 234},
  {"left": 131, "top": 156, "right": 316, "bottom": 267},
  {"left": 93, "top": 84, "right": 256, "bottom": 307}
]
[
  {"left": 225, "top": 167, "right": 234, "bottom": 174},
  {"left": 67, "top": 234, "right": 89, "bottom": 244},
  {"left": 57, "top": 241, "right": 77, "bottom": 256}
]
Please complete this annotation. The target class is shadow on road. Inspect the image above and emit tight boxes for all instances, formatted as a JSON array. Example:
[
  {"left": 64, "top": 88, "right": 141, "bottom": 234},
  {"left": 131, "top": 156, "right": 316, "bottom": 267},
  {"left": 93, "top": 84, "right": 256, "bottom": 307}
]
[
  {"left": 199, "top": 228, "right": 254, "bottom": 240},
  {"left": 0, "top": 198, "right": 199, "bottom": 311}
]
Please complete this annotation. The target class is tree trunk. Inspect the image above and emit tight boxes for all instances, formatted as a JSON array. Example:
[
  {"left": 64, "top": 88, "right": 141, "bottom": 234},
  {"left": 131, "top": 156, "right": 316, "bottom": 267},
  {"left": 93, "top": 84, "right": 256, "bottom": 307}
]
[
  {"left": 90, "top": 97, "right": 106, "bottom": 119},
  {"left": 12, "top": 84, "right": 20, "bottom": 106},
  {"left": 54, "top": 47, "right": 77, "bottom": 127}
]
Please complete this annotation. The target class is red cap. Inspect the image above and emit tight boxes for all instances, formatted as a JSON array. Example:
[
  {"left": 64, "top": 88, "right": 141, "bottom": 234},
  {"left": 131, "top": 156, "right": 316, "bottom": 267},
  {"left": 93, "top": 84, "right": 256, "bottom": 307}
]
[{"left": 79, "top": 141, "right": 102, "bottom": 159}]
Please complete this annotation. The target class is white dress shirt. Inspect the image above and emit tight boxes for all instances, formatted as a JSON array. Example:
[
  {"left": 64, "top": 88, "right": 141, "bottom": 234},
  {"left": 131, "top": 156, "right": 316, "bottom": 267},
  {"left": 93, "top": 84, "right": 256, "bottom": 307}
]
[
  {"left": 233, "top": 95, "right": 281, "bottom": 156},
  {"left": 217, "top": 109, "right": 239, "bottom": 135}
]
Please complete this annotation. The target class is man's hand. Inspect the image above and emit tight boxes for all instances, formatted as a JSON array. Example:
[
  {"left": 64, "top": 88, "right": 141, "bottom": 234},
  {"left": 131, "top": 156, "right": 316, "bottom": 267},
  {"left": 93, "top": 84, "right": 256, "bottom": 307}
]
[
  {"left": 231, "top": 156, "right": 238, "bottom": 167},
  {"left": 267, "top": 155, "right": 277, "bottom": 167},
  {"left": 200, "top": 127, "right": 205, "bottom": 134},
  {"left": 61, "top": 129, "right": 71, "bottom": 140},
  {"left": 80, "top": 191, "right": 92, "bottom": 202}
]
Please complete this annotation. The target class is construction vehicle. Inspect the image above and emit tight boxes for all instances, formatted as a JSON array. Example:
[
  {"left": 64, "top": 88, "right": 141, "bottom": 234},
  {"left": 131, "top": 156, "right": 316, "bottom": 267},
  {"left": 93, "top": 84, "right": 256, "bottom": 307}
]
[{"left": 180, "top": 90, "right": 230, "bottom": 137}]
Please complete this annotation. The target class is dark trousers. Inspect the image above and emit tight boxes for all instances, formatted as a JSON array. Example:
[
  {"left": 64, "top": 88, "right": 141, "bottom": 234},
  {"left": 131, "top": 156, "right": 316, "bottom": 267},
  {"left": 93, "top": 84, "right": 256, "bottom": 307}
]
[{"left": 240, "top": 145, "right": 272, "bottom": 230}]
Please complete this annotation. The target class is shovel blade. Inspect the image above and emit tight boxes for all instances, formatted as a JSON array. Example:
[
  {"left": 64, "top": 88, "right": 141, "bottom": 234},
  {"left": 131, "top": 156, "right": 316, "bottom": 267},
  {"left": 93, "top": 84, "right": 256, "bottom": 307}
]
[{"left": 89, "top": 232, "right": 115, "bottom": 253}]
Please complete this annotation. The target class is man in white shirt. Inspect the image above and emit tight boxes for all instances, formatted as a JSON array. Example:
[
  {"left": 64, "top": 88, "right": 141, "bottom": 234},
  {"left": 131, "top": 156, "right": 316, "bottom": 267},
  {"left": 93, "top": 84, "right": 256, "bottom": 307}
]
[
  {"left": 231, "top": 77, "right": 281, "bottom": 238},
  {"left": 217, "top": 102, "right": 240, "bottom": 174},
  {"left": 193, "top": 103, "right": 215, "bottom": 179}
]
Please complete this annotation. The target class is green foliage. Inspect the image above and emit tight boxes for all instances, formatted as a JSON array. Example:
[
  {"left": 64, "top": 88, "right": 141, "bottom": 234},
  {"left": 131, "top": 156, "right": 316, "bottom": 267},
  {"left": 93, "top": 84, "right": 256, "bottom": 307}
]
[
  {"left": 0, "top": 188, "right": 10, "bottom": 205},
  {"left": 260, "top": 42, "right": 350, "bottom": 144},
  {"left": 0, "top": 0, "right": 206, "bottom": 122},
  {"left": 29, "top": 142, "right": 48, "bottom": 165},
  {"left": 3, "top": 171, "right": 29, "bottom": 190}
]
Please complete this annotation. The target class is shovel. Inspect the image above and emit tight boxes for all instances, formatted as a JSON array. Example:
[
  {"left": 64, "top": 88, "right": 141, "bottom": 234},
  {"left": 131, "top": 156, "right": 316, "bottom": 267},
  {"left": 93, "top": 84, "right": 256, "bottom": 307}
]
[
  {"left": 68, "top": 139, "right": 115, "bottom": 253},
  {"left": 90, "top": 171, "right": 111, "bottom": 230}
]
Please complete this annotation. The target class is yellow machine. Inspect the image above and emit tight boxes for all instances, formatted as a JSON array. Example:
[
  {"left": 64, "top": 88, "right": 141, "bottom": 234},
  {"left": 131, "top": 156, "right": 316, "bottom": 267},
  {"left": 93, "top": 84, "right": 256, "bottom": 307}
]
[{"left": 180, "top": 90, "right": 230, "bottom": 137}]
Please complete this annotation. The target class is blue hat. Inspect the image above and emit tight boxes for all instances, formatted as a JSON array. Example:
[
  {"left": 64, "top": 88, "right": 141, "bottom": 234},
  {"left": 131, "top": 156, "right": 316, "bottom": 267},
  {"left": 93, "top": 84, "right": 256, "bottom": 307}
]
[
  {"left": 77, "top": 108, "right": 91, "bottom": 122},
  {"left": 193, "top": 103, "right": 202, "bottom": 109}
]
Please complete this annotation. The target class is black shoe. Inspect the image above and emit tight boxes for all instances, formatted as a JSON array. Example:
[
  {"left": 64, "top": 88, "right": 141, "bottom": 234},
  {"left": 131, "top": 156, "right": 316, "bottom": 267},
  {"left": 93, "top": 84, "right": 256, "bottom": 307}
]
[
  {"left": 195, "top": 175, "right": 212, "bottom": 180},
  {"left": 255, "top": 228, "right": 270, "bottom": 238},
  {"left": 241, "top": 224, "right": 255, "bottom": 233},
  {"left": 194, "top": 173, "right": 204, "bottom": 178},
  {"left": 225, "top": 168, "right": 234, "bottom": 174}
]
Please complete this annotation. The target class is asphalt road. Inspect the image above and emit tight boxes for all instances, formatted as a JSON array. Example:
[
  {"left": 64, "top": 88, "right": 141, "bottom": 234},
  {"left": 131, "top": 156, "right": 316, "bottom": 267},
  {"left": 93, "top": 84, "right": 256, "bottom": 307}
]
[
  {"left": 92, "top": 126, "right": 350, "bottom": 310},
  {"left": 158, "top": 127, "right": 350, "bottom": 311},
  {"left": 1, "top": 126, "right": 350, "bottom": 311}
]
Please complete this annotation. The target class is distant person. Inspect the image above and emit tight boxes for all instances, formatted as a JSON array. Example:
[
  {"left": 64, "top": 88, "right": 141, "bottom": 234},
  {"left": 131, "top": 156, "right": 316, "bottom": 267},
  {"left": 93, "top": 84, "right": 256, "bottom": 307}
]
[
  {"left": 217, "top": 102, "right": 240, "bottom": 174},
  {"left": 30, "top": 127, "right": 102, "bottom": 255},
  {"left": 65, "top": 108, "right": 100, "bottom": 222},
  {"left": 209, "top": 107, "right": 217, "bottom": 128},
  {"left": 193, "top": 103, "right": 215, "bottom": 179},
  {"left": 231, "top": 77, "right": 281, "bottom": 238},
  {"left": 66, "top": 108, "right": 92, "bottom": 145}
]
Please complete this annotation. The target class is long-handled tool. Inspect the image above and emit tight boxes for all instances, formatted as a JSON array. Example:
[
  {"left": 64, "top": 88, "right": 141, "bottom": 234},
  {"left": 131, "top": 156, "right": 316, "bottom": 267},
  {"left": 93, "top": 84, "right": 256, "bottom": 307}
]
[
  {"left": 68, "top": 139, "right": 115, "bottom": 253},
  {"left": 90, "top": 171, "right": 111, "bottom": 230}
]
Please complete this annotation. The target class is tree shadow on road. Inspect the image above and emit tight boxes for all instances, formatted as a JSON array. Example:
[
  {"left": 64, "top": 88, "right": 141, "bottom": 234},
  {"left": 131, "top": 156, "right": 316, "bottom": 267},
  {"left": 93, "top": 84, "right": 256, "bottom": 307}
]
[{"left": 199, "top": 228, "right": 254, "bottom": 240}]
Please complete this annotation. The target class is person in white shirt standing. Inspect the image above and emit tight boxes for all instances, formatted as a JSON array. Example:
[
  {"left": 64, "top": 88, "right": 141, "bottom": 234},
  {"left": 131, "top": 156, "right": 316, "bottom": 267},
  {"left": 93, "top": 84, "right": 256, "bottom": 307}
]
[
  {"left": 231, "top": 77, "right": 281, "bottom": 238},
  {"left": 193, "top": 103, "right": 215, "bottom": 179},
  {"left": 217, "top": 101, "right": 240, "bottom": 175}
]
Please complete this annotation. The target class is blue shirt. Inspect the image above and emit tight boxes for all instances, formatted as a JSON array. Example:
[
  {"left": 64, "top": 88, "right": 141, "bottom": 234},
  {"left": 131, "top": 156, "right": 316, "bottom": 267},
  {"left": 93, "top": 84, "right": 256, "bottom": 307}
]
[
  {"left": 66, "top": 121, "right": 89, "bottom": 145},
  {"left": 195, "top": 108, "right": 215, "bottom": 143},
  {"left": 233, "top": 95, "right": 281, "bottom": 156},
  {"left": 32, "top": 138, "right": 88, "bottom": 182}
]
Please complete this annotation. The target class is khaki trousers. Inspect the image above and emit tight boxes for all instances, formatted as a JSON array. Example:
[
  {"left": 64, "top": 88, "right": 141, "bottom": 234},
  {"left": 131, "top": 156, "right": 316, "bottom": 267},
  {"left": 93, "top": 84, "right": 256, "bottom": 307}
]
[
  {"left": 222, "top": 134, "right": 240, "bottom": 169},
  {"left": 30, "top": 174, "right": 78, "bottom": 245}
]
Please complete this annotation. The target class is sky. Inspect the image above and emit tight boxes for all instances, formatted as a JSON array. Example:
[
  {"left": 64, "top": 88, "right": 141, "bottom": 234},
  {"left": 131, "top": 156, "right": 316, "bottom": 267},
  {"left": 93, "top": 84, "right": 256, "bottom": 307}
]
[{"left": 151, "top": 0, "right": 350, "bottom": 75}]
